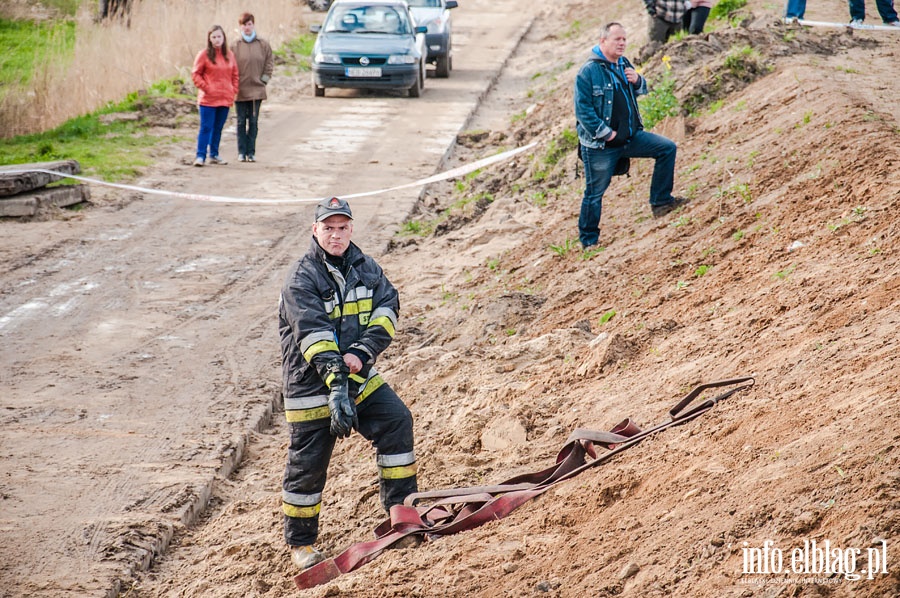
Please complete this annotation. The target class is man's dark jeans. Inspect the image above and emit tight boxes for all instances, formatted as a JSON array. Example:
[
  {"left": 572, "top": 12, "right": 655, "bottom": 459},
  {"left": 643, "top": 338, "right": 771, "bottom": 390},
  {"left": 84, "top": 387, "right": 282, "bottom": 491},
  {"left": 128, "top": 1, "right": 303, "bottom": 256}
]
[
  {"left": 235, "top": 99, "right": 262, "bottom": 158},
  {"left": 579, "top": 130, "right": 677, "bottom": 247}
]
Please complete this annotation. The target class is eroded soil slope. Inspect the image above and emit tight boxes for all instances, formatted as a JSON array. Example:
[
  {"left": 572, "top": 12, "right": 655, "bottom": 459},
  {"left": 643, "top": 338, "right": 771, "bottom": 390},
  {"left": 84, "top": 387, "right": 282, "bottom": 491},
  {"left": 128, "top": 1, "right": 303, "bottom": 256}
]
[{"left": 130, "top": 1, "right": 899, "bottom": 597}]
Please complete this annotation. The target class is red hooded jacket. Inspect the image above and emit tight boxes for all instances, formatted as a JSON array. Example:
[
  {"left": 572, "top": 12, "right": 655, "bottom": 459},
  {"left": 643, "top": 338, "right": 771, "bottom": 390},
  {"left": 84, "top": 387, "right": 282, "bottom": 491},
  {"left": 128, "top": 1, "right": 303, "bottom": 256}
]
[{"left": 191, "top": 47, "right": 239, "bottom": 108}]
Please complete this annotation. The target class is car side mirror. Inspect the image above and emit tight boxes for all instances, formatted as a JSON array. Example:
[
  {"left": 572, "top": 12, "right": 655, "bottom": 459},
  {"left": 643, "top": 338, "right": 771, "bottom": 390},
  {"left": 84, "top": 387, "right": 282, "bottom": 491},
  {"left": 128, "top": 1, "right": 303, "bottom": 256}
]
[
  {"left": 446, "top": 0, "right": 458, "bottom": 8},
  {"left": 310, "top": 24, "right": 322, "bottom": 33},
  {"left": 414, "top": 25, "right": 427, "bottom": 33}
]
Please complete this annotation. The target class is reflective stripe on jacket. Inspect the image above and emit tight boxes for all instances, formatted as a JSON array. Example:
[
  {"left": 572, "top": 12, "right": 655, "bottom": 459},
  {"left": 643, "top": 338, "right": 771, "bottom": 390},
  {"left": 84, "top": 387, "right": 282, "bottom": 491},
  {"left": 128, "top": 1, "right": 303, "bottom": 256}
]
[{"left": 279, "top": 238, "right": 399, "bottom": 425}]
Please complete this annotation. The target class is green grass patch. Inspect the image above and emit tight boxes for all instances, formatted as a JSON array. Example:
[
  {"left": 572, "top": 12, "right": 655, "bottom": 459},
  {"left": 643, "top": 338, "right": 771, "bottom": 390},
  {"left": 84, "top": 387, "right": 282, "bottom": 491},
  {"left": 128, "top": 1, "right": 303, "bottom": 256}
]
[
  {"left": 711, "top": 0, "right": 748, "bottom": 20},
  {"left": 275, "top": 32, "right": 317, "bottom": 72},
  {"left": 0, "top": 79, "right": 192, "bottom": 181},
  {"left": 0, "top": 18, "right": 75, "bottom": 91}
]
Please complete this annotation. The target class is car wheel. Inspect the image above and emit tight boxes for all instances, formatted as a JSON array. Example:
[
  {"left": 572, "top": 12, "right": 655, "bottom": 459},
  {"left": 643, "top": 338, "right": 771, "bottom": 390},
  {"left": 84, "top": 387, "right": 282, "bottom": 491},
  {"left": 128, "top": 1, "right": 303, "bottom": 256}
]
[
  {"left": 435, "top": 54, "right": 450, "bottom": 78},
  {"left": 307, "top": 0, "right": 332, "bottom": 11},
  {"left": 409, "top": 65, "right": 423, "bottom": 98},
  {"left": 314, "top": 85, "right": 325, "bottom": 97}
]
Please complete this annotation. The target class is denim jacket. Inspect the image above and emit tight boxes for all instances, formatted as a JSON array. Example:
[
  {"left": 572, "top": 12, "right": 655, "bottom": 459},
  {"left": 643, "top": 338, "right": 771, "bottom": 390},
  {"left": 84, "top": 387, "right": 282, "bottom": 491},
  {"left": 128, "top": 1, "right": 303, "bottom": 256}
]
[{"left": 574, "top": 49, "right": 648, "bottom": 150}]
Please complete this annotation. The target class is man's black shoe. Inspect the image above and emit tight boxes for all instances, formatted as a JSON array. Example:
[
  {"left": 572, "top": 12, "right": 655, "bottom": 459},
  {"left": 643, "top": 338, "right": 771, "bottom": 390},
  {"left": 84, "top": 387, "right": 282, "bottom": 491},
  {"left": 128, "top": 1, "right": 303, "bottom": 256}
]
[{"left": 651, "top": 196, "right": 690, "bottom": 218}]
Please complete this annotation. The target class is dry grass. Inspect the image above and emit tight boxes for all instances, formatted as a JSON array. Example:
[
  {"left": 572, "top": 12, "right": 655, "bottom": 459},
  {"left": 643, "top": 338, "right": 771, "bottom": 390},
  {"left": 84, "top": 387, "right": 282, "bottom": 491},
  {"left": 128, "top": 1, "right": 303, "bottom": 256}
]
[{"left": 1, "top": 0, "right": 308, "bottom": 137}]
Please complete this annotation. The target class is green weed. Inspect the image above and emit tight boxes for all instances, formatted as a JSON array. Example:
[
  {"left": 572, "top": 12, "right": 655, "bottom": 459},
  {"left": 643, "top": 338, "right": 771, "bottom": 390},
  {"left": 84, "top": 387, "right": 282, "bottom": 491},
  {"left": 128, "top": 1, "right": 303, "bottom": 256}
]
[
  {"left": 599, "top": 310, "right": 616, "bottom": 325},
  {"left": 549, "top": 238, "right": 579, "bottom": 257},
  {"left": 723, "top": 45, "right": 761, "bottom": 76},
  {"left": 582, "top": 246, "right": 605, "bottom": 260},
  {"left": 563, "top": 19, "right": 584, "bottom": 39},
  {"left": 746, "top": 150, "right": 760, "bottom": 168},
  {"left": 639, "top": 71, "right": 679, "bottom": 130},
  {"left": 732, "top": 229, "right": 745, "bottom": 241},
  {"left": 543, "top": 129, "right": 578, "bottom": 165},
  {"left": 773, "top": 265, "right": 795, "bottom": 280},
  {"left": 707, "top": 99, "right": 725, "bottom": 114},
  {"left": 399, "top": 219, "right": 435, "bottom": 237},
  {"left": 694, "top": 264, "right": 711, "bottom": 277}
]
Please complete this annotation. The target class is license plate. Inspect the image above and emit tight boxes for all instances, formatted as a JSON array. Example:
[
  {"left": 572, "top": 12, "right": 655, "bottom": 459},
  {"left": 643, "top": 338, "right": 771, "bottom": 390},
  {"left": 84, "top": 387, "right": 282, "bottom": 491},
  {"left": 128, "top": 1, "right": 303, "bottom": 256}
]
[{"left": 346, "top": 67, "right": 382, "bottom": 78}]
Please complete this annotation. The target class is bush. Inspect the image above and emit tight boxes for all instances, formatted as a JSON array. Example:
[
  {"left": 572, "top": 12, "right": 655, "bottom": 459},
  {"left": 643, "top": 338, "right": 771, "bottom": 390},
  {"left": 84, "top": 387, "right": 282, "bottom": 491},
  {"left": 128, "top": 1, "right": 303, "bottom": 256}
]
[{"left": 710, "top": 0, "right": 748, "bottom": 20}]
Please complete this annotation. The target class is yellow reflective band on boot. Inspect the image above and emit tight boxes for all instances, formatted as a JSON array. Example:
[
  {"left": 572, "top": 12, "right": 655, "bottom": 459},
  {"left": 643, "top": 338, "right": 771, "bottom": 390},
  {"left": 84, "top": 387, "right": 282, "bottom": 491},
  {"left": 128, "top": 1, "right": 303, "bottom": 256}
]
[
  {"left": 379, "top": 462, "right": 418, "bottom": 480},
  {"left": 283, "top": 502, "right": 321, "bottom": 518}
]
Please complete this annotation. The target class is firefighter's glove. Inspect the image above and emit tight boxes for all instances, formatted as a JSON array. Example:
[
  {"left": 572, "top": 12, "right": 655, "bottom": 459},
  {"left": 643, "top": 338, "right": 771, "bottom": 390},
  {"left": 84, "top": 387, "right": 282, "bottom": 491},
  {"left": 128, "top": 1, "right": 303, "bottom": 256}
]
[{"left": 326, "top": 363, "right": 357, "bottom": 438}]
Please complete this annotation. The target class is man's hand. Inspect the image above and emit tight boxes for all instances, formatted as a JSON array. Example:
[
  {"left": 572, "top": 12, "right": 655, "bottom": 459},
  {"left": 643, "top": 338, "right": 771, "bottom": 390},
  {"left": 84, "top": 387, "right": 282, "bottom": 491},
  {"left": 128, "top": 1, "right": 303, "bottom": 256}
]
[
  {"left": 623, "top": 67, "right": 639, "bottom": 84},
  {"left": 325, "top": 361, "right": 357, "bottom": 438},
  {"left": 343, "top": 353, "right": 363, "bottom": 374}
]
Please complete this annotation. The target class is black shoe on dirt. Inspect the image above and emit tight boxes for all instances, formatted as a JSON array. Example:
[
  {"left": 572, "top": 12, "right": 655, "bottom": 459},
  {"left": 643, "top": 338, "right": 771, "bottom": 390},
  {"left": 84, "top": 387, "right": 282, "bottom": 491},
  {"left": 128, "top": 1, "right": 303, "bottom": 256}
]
[{"left": 651, "top": 196, "right": 690, "bottom": 218}]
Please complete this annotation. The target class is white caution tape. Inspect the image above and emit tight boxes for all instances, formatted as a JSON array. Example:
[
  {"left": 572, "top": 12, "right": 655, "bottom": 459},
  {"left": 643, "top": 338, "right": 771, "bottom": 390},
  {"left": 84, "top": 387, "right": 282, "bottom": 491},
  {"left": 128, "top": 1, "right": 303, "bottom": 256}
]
[
  {"left": 3, "top": 141, "right": 538, "bottom": 206},
  {"left": 796, "top": 19, "right": 900, "bottom": 30}
]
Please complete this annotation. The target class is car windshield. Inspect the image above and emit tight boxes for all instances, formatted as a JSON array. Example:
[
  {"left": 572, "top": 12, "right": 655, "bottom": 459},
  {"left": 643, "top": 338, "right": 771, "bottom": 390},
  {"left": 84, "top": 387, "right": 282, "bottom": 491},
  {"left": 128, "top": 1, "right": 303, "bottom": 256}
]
[
  {"left": 324, "top": 4, "right": 413, "bottom": 34},
  {"left": 406, "top": 0, "right": 441, "bottom": 6}
]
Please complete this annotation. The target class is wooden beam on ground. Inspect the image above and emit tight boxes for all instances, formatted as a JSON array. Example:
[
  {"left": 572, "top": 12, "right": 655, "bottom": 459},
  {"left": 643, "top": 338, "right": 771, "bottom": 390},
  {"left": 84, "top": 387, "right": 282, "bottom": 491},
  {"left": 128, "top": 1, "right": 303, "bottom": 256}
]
[
  {"left": 0, "top": 160, "right": 82, "bottom": 197},
  {"left": 0, "top": 184, "right": 90, "bottom": 217}
]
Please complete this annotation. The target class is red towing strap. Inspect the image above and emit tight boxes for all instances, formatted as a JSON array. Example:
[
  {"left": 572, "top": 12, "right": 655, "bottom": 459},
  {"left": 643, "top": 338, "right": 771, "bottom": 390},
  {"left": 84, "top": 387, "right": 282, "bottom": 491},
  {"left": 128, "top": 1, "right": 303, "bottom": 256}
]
[{"left": 294, "top": 376, "right": 755, "bottom": 590}]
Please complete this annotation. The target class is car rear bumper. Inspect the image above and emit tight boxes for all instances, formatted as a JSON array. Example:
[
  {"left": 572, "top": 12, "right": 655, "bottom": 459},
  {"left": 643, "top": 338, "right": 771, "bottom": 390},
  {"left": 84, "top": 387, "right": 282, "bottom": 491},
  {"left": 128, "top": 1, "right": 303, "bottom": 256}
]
[{"left": 312, "top": 64, "right": 418, "bottom": 89}]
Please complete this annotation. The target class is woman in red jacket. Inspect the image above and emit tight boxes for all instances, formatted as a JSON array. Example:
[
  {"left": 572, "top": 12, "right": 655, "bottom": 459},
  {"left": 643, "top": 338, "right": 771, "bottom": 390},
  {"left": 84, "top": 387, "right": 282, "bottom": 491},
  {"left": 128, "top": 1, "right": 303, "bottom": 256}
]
[{"left": 191, "top": 25, "right": 240, "bottom": 167}]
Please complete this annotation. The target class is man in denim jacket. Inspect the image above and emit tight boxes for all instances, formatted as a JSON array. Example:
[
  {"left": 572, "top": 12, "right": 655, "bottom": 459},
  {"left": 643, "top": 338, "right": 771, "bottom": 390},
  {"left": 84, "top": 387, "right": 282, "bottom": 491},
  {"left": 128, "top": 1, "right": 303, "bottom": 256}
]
[{"left": 574, "top": 22, "right": 686, "bottom": 248}]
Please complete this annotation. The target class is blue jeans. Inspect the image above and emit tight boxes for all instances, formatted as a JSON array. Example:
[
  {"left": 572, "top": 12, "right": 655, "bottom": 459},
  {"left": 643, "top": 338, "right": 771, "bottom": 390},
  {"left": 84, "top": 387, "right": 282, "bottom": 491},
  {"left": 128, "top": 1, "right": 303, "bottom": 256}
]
[
  {"left": 235, "top": 100, "right": 262, "bottom": 158},
  {"left": 849, "top": 0, "right": 899, "bottom": 20},
  {"left": 579, "top": 130, "right": 677, "bottom": 247},
  {"left": 196, "top": 105, "right": 230, "bottom": 160},
  {"left": 784, "top": 0, "right": 806, "bottom": 18}
]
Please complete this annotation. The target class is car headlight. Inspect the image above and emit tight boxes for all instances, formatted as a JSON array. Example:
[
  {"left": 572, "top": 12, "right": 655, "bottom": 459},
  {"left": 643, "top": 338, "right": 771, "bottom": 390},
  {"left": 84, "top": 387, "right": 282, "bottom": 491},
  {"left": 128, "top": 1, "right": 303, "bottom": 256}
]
[
  {"left": 387, "top": 54, "right": 416, "bottom": 64},
  {"left": 314, "top": 53, "right": 341, "bottom": 64}
]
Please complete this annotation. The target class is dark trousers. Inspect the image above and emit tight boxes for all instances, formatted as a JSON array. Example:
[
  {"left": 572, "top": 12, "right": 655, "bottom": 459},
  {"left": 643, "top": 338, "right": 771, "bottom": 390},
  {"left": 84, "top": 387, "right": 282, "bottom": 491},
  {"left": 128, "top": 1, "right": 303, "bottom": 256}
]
[
  {"left": 282, "top": 383, "right": 417, "bottom": 546},
  {"left": 235, "top": 99, "right": 262, "bottom": 158},
  {"left": 648, "top": 16, "right": 682, "bottom": 43},
  {"left": 683, "top": 7, "right": 711, "bottom": 33},
  {"left": 579, "top": 131, "right": 677, "bottom": 247}
]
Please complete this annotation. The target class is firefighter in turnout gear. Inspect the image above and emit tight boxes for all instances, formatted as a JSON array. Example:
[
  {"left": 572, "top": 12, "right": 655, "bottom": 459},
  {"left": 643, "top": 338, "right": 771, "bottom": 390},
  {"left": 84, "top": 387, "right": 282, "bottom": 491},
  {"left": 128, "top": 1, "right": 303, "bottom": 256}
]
[{"left": 278, "top": 197, "right": 418, "bottom": 570}]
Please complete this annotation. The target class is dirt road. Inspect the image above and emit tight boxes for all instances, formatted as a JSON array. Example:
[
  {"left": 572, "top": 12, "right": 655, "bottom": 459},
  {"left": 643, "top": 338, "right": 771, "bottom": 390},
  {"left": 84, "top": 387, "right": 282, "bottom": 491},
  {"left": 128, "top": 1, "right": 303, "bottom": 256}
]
[{"left": 0, "top": 2, "right": 537, "bottom": 595}]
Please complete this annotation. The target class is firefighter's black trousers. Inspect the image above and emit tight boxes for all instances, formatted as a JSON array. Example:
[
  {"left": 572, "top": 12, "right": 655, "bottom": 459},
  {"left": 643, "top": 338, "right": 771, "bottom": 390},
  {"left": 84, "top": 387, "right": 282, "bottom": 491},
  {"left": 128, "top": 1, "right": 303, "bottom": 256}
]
[{"left": 282, "top": 383, "right": 417, "bottom": 546}]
